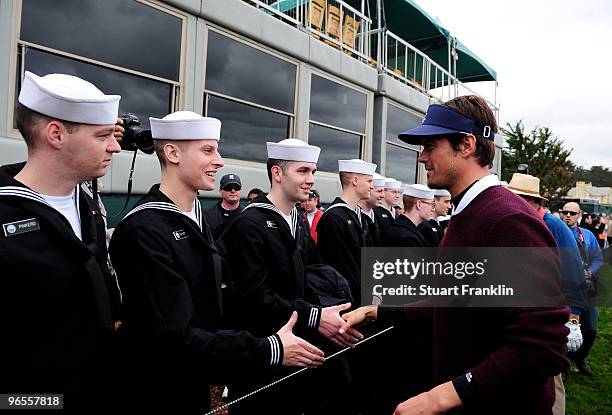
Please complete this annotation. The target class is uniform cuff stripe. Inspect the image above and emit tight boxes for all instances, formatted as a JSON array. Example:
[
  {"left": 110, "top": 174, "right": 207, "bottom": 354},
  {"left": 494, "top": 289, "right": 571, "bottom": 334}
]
[
  {"left": 308, "top": 307, "right": 318, "bottom": 329},
  {"left": 267, "top": 335, "right": 280, "bottom": 366}
]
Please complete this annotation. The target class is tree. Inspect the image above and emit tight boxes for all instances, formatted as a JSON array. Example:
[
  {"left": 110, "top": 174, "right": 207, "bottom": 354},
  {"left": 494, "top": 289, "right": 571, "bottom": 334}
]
[
  {"left": 501, "top": 121, "right": 574, "bottom": 202},
  {"left": 573, "top": 165, "right": 612, "bottom": 187}
]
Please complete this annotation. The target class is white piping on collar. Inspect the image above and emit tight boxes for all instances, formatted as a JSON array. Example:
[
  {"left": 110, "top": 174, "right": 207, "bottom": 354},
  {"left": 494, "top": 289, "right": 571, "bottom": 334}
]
[
  {"left": 451, "top": 175, "right": 501, "bottom": 217},
  {"left": 0, "top": 185, "right": 81, "bottom": 223},
  {"left": 123, "top": 199, "right": 203, "bottom": 231}
]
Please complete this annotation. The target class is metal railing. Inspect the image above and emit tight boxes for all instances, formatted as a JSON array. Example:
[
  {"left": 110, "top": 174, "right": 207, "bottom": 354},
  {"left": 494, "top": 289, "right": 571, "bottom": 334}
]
[
  {"left": 243, "top": 0, "right": 305, "bottom": 25},
  {"left": 242, "top": 1, "right": 498, "bottom": 116},
  {"left": 244, "top": 0, "right": 371, "bottom": 62},
  {"left": 378, "top": 28, "right": 498, "bottom": 116}
]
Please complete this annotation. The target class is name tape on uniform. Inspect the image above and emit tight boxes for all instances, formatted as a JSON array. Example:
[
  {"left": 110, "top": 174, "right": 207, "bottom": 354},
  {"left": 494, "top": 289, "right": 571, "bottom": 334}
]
[{"left": 3, "top": 218, "right": 40, "bottom": 237}]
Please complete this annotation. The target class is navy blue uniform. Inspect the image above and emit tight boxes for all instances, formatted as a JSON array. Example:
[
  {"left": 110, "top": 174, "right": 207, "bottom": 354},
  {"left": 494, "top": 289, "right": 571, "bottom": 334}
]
[
  {"left": 0, "top": 163, "right": 120, "bottom": 410},
  {"left": 109, "top": 186, "right": 281, "bottom": 414}
]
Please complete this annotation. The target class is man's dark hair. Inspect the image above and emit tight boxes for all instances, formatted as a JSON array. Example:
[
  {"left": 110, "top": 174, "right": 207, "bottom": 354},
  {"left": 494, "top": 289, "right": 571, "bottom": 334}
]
[
  {"left": 443, "top": 95, "right": 497, "bottom": 168},
  {"left": 16, "top": 103, "right": 80, "bottom": 149},
  {"left": 247, "top": 188, "right": 263, "bottom": 197},
  {"left": 266, "top": 158, "right": 290, "bottom": 184},
  {"left": 520, "top": 194, "right": 542, "bottom": 207}
]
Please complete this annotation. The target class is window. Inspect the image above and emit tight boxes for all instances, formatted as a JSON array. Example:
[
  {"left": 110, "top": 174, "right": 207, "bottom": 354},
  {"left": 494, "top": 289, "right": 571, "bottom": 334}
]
[
  {"left": 204, "top": 30, "right": 297, "bottom": 163},
  {"left": 15, "top": 0, "right": 184, "bottom": 128},
  {"left": 309, "top": 74, "right": 367, "bottom": 172},
  {"left": 385, "top": 143, "right": 418, "bottom": 184},
  {"left": 384, "top": 103, "right": 423, "bottom": 184},
  {"left": 206, "top": 95, "right": 291, "bottom": 164},
  {"left": 385, "top": 103, "right": 422, "bottom": 145},
  {"left": 309, "top": 124, "right": 362, "bottom": 173}
]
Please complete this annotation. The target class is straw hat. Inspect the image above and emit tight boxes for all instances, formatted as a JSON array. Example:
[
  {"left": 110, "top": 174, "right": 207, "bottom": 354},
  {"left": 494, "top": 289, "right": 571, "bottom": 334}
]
[{"left": 507, "top": 173, "right": 548, "bottom": 201}]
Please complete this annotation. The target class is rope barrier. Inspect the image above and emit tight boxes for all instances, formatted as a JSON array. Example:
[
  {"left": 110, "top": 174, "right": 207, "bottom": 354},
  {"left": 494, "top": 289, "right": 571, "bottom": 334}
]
[{"left": 204, "top": 325, "right": 395, "bottom": 415}]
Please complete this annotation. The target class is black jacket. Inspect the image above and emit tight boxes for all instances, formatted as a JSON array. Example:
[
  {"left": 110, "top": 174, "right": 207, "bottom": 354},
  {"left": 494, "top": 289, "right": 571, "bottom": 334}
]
[
  {"left": 383, "top": 215, "right": 428, "bottom": 247},
  {"left": 109, "top": 186, "right": 280, "bottom": 413},
  {"left": 361, "top": 209, "right": 381, "bottom": 246},
  {"left": 0, "top": 163, "right": 120, "bottom": 407},
  {"left": 317, "top": 198, "right": 371, "bottom": 306},
  {"left": 223, "top": 195, "right": 322, "bottom": 337},
  {"left": 417, "top": 218, "right": 444, "bottom": 247},
  {"left": 203, "top": 199, "right": 243, "bottom": 241},
  {"left": 373, "top": 205, "right": 395, "bottom": 243}
]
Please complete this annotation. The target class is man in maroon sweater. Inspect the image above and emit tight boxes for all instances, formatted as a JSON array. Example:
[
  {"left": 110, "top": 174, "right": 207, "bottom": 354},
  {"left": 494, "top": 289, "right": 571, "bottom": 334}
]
[{"left": 341, "top": 96, "right": 569, "bottom": 414}]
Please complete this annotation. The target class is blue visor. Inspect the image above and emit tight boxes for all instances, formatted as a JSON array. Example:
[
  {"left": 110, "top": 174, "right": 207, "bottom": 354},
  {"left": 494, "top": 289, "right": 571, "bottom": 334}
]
[{"left": 398, "top": 104, "right": 495, "bottom": 145}]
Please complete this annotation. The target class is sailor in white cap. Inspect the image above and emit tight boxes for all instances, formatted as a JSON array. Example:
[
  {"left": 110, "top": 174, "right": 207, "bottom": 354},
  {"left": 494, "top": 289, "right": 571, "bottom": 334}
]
[
  {"left": 373, "top": 177, "right": 402, "bottom": 243},
  {"left": 417, "top": 188, "right": 452, "bottom": 246},
  {"left": 382, "top": 184, "right": 434, "bottom": 247},
  {"left": 0, "top": 71, "right": 123, "bottom": 408},
  {"left": 109, "top": 122, "right": 324, "bottom": 413},
  {"left": 382, "top": 178, "right": 402, "bottom": 219},
  {"left": 223, "top": 139, "right": 362, "bottom": 414},
  {"left": 358, "top": 173, "right": 386, "bottom": 246},
  {"left": 317, "top": 159, "right": 377, "bottom": 306}
]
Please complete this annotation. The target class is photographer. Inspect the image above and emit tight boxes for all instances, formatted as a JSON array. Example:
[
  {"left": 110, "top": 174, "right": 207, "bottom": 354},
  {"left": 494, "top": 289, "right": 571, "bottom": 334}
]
[
  {"left": 108, "top": 111, "right": 324, "bottom": 413},
  {"left": 0, "top": 72, "right": 122, "bottom": 409}
]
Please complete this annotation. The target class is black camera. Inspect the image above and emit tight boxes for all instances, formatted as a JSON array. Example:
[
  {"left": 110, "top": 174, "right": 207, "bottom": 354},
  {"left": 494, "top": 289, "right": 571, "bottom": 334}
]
[{"left": 118, "top": 113, "right": 154, "bottom": 154}]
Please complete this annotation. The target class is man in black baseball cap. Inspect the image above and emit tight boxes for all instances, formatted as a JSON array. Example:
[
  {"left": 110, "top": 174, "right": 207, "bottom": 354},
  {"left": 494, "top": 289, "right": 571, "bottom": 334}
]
[{"left": 204, "top": 173, "right": 244, "bottom": 240}]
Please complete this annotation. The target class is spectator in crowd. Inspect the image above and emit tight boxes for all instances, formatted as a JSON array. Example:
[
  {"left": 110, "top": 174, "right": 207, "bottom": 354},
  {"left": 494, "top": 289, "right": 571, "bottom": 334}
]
[
  {"left": 561, "top": 202, "right": 604, "bottom": 375},
  {"left": 204, "top": 173, "right": 244, "bottom": 240},
  {"left": 507, "top": 173, "right": 588, "bottom": 415},
  {"left": 301, "top": 189, "right": 323, "bottom": 243},
  {"left": 247, "top": 188, "right": 264, "bottom": 203}
]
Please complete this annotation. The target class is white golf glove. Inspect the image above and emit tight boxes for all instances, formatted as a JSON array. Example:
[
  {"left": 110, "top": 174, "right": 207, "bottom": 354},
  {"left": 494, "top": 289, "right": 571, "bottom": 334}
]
[{"left": 565, "top": 321, "right": 583, "bottom": 352}]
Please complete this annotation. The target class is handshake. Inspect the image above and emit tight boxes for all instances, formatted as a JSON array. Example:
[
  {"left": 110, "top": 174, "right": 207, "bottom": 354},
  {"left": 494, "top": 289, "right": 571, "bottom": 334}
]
[{"left": 276, "top": 303, "right": 366, "bottom": 367}]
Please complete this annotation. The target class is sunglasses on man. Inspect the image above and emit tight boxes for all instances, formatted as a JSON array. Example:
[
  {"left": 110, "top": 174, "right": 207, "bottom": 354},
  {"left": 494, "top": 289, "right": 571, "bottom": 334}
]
[
  {"left": 223, "top": 184, "right": 241, "bottom": 192},
  {"left": 560, "top": 210, "right": 579, "bottom": 216}
]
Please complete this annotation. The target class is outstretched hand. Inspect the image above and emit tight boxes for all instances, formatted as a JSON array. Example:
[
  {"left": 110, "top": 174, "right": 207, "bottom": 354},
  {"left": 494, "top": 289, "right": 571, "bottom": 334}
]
[
  {"left": 318, "top": 303, "right": 364, "bottom": 347},
  {"left": 277, "top": 311, "right": 325, "bottom": 367},
  {"left": 339, "top": 305, "right": 378, "bottom": 335}
]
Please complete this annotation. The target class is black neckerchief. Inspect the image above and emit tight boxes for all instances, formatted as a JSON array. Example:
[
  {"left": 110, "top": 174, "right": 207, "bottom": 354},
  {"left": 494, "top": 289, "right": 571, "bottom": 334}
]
[{"left": 451, "top": 180, "right": 479, "bottom": 210}]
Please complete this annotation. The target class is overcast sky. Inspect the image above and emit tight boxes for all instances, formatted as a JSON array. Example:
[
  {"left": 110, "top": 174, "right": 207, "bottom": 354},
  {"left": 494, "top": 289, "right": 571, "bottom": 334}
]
[{"left": 415, "top": 0, "right": 612, "bottom": 169}]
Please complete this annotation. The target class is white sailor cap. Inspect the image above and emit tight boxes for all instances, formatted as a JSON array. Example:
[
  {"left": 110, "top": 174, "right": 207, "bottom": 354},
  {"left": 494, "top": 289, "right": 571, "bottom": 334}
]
[
  {"left": 338, "top": 159, "right": 377, "bottom": 175},
  {"left": 373, "top": 173, "right": 386, "bottom": 188},
  {"left": 434, "top": 189, "right": 451, "bottom": 198},
  {"left": 150, "top": 111, "right": 221, "bottom": 140},
  {"left": 266, "top": 138, "right": 320, "bottom": 163},
  {"left": 403, "top": 184, "right": 435, "bottom": 199},
  {"left": 18, "top": 71, "right": 120, "bottom": 125},
  {"left": 384, "top": 178, "right": 402, "bottom": 189}
]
